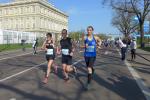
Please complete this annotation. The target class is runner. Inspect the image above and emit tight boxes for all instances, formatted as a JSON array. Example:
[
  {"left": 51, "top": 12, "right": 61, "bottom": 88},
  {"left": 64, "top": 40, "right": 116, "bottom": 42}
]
[
  {"left": 81, "top": 26, "right": 101, "bottom": 90},
  {"left": 32, "top": 38, "right": 38, "bottom": 55},
  {"left": 57, "top": 29, "right": 77, "bottom": 82},
  {"left": 41, "top": 33, "right": 56, "bottom": 84}
]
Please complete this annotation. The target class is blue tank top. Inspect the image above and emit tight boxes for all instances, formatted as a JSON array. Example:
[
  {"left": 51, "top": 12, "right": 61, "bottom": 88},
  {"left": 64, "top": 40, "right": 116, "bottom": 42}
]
[{"left": 84, "top": 36, "right": 96, "bottom": 57}]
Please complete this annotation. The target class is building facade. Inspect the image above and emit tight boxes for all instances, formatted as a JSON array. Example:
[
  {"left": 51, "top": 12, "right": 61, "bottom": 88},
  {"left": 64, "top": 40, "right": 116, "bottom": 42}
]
[{"left": 0, "top": 0, "right": 68, "bottom": 38}]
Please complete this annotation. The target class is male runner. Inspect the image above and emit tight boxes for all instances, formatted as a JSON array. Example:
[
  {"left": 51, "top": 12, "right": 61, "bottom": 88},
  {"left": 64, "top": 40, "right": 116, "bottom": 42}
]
[{"left": 57, "top": 29, "right": 77, "bottom": 82}]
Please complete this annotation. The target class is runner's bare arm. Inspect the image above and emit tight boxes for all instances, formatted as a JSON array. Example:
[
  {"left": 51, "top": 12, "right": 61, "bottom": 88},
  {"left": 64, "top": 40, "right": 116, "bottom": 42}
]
[
  {"left": 80, "top": 33, "right": 86, "bottom": 48},
  {"left": 67, "top": 39, "right": 76, "bottom": 56},
  {"left": 94, "top": 36, "right": 101, "bottom": 48},
  {"left": 51, "top": 38, "right": 55, "bottom": 48},
  {"left": 71, "top": 39, "right": 76, "bottom": 52},
  {"left": 41, "top": 40, "right": 46, "bottom": 50},
  {"left": 56, "top": 41, "right": 61, "bottom": 55}
]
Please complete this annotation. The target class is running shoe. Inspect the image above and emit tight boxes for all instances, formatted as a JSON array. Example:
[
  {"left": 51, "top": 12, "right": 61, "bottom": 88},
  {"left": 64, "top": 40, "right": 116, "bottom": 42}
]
[
  {"left": 85, "top": 82, "right": 91, "bottom": 90},
  {"left": 73, "top": 66, "right": 77, "bottom": 74},
  {"left": 92, "top": 68, "right": 95, "bottom": 75},
  {"left": 43, "top": 77, "right": 48, "bottom": 84},
  {"left": 54, "top": 65, "right": 58, "bottom": 74},
  {"left": 64, "top": 77, "right": 70, "bottom": 83}
]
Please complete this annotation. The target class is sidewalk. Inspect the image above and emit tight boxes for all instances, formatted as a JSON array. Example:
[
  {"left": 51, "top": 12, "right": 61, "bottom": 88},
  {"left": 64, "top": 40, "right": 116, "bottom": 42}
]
[
  {"left": 136, "top": 49, "right": 150, "bottom": 62},
  {"left": 127, "top": 49, "right": 150, "bottom": 93}
]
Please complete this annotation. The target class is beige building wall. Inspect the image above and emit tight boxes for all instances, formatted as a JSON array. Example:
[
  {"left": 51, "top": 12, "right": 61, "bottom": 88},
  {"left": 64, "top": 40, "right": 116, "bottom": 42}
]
[{"left": 0, "top": 0, "right": 68, "bottom": 38}]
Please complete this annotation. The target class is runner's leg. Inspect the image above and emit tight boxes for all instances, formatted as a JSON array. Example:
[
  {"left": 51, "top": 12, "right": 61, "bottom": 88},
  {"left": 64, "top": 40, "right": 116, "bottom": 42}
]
[
  {"left": 43, "top": 60, "right": 53, "bottom": 84},
  {"left": 46, "top": 60, "right": 53, "bottom": 77},
  {"left": 62, "top": 64, "right": 68, "bottom": 79}
]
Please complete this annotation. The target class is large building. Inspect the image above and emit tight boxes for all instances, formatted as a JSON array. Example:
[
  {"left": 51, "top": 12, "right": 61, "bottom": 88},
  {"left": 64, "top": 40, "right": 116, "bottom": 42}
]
[{"left": 0, "top": 0, "right": 68, "bottom": 38}]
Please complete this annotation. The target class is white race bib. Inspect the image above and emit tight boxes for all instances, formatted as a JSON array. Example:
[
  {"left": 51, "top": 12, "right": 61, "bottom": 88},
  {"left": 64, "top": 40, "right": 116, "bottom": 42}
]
[
  {"left": 46, "top": 49, "right": 53, "bottom": 55},
  {"left": 86, "top": 46, "right": 95, "bottom": 52},
  {"left": 62, "top": 49, "right": 69, "bottom": 55}
]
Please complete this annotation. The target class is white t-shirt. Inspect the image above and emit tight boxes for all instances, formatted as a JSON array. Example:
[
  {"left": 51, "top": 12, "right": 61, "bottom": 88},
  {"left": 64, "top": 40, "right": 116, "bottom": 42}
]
[
  {"left": 32, "top": 40, "right": 36, "bottom": 47},
  {"left": 118, "top": 39, "right": 127, "bottom": 48},
  {"left": 130, "top": 41, "right": 137, "bottom": 49}
]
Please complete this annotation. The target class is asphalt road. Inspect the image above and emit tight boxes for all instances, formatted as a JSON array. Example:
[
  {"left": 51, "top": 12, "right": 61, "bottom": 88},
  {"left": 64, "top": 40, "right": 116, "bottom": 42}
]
[{"left": 0, "top": 47, "right": 147, "bottom": 100}]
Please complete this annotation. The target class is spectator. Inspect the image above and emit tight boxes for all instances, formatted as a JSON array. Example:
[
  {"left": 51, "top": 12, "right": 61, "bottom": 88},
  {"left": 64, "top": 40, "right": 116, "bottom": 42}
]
[{"left": 130, "top": 38, "right": 137, "bottom": 60}]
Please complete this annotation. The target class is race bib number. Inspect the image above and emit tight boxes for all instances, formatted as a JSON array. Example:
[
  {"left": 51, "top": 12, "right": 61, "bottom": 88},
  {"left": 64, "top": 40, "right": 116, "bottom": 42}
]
[
  {"left": 46, "top": 49, "right": 53, "bottom": 55},
  {"left": 62, "top": 49, "right": 69, "bottom": 55},
  {"left": 86, "top": 46, "right": 95, "bottom": 52}
]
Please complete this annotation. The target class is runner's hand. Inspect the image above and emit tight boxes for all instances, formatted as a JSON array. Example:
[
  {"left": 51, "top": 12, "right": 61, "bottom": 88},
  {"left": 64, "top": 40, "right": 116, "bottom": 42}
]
[
  {"left": 57, "top": 50, "right": 61, "bottom": 55},
  {"left": 70, "top": 52, "right": 73, "bottom": 56},
  {"left": 41, "top": 47, "right": 45, "bottom": 50},
  {"left": 85, "top": 44, "right": 88, "bottom": 48}
]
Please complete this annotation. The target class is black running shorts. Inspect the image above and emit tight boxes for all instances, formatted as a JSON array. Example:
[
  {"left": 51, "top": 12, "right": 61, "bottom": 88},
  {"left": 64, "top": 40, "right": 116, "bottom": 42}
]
[
  {"left": 62, "top": 55, "right": 72, "bottom": 65},
  {"left": 84, "top": 57, "right": 96, "bottom": 67},
  {"left": 46, "top": 55, "right": 55, "bottom": 61}
]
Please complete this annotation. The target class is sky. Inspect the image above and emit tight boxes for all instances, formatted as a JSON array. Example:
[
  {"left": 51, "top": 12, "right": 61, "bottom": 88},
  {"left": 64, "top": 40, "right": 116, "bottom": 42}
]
[{"left": 0, "top": 0, "right": 119, "bottom": 34}]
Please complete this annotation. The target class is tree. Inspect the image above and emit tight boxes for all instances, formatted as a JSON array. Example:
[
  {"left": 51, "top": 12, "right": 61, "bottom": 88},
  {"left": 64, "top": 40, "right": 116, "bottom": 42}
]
[
  {"left": 69, "top": 31, "right": 82, "bottom": 41},
  {"left": 103, "top": 0, "right": 150, "bottom": 47},
  {"left": 96, "top": 33, "right": 111, "bottom": 40},
  {"left": 112, "top": 10, "right": 138, "bottom": 38}
]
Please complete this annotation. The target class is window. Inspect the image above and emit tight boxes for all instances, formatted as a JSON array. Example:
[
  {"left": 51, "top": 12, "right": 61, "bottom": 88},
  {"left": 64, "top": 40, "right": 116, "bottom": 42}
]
[
  {"left": 45, "top": 9, "right": 47, "bottom": 14},
  {"left": 41, "top": 7, "right": 44, "bottom": 14},
  {"left": 21, "top": 7, "right": 23, "bottom": 14},
  {"left": 33, "top": 6, "right": 35, "bottom": 13},
  {"left": 15, "top": 7, "right": 18, "bottom": 14},
  {"left": 24, "top": 6, "right": 27, "bottom": 13},
  {"left": 49, "top": 10, "right": 52, "bottom": 16},
  {"left": 3, "top": 9, "right": 5, "bottom": 15},
  {"left": 27, "top": 18, "right": 30, "bottom": 28},
  {"left": 0, "top": 19, "right": 2, "bottom": 29},
  {"left": 30, "top": 6, "right": 33, "bottom": 13},
  {"left": 27, "top": 7, "right": 29, "bottom": 13},
  {"left": 5, "top": 8, "right": 8, "bottom": 15},
  {"left": 0, "top": 10, "right": 2, "bottom": 15}
]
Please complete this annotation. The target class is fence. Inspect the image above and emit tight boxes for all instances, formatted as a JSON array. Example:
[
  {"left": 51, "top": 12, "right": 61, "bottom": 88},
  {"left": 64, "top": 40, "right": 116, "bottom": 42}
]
[{"left": 0, "top": 29, "right": 45, "bottom": 52}]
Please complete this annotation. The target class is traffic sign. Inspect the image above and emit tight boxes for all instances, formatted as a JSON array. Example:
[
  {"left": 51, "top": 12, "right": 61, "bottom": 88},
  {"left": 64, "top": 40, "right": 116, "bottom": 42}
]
[{"left": 144, "top": 21, "right": 150, "bottom": 33}]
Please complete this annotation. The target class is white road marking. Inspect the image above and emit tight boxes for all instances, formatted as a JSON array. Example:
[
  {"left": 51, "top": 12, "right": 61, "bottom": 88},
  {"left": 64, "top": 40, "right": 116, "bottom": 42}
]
[
  {"left": 0, "top": 55, "right": 61, "bottom": 82},
  {"left": 9, "top": 98, "right": 16, "bottom": 100},
  {"left": 104, "top": 51, "right": 112, "bottom": 55},
  {"left": 117, "top": 48, "right": 150, "bottom": 100},
  {"left": 104, "top": 51, "right": 108, "bottom": 55},
  {"left": 0, "top": 50, "right": 42, "bottom": 61},
  {"left": 72, "top": 59, "right": 83, "bottom": 65},
  {"left": 0, "top": 62, "right": 47, "bottom": 82}
]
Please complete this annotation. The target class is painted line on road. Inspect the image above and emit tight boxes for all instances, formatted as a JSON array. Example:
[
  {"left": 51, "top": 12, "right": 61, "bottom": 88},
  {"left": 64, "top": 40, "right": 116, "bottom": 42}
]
[
  {"left": 0, "top": 50, "right": 42, "bottom": 61},
  {"left": 117, "top": 48, "right": 150, "bottom": 100},
  {"left": 0, "top": 62, "right": 47, "bottom": 82},
  {"left": 72, "top": 59, "right": 84, "bottom": 65},
  {"left": 0, "top": 55, "right": 61, "bottom": 82},
  {"left": 0, "top": 56, "right": 82, "bottom": 83},
  {"left": 104, "top": 51, "right": 108, "bottom": 55},
  {"left": 104, "top": 51, "right": 112, "bottom": 55},
  {"left": 0, "top": 48, "right": 83, "bottom": 82}
]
